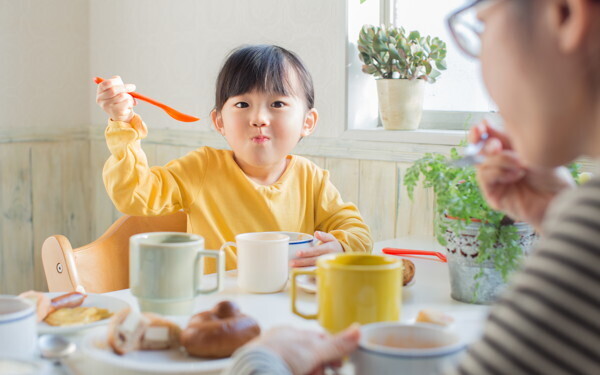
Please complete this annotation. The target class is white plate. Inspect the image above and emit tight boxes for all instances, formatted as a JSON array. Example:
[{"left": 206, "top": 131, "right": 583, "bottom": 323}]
[
  {"left": 38, "top": 293, "right": 130, "bottom": 334},
  {"left": 82, "top": 330, "right": 231, "bottom": 373},
  {"left": 296, "top": 274, "right": 317, "bottom": 294}
]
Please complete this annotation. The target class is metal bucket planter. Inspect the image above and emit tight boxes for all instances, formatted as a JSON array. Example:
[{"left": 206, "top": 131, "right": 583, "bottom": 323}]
[{"left": 443, "top": 218, "right": 536, "bottom": 304}]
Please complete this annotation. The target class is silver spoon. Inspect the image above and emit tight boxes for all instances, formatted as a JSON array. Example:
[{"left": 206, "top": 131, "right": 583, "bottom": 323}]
[
  {"left": 449, "top": 132, "right": 489, "bottom": 167},
  {"left": 38, "top": 334, "right": 77, "bottom": 375}
]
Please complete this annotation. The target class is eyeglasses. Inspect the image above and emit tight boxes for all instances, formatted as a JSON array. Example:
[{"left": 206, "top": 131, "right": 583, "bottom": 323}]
[{"left": 446, "top": 0, "right": 501, "bottom": 59}]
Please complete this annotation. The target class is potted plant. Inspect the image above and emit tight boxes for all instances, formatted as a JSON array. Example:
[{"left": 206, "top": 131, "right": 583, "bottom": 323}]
[
  {"left": 357, "top": 25, "right": 447, "bottom": 130},
  {"left": 404, "top": 150, "right": 583, "bottom": 304},
  {"left": 404, "top": 149, "right": 529, "bottom": 304}
]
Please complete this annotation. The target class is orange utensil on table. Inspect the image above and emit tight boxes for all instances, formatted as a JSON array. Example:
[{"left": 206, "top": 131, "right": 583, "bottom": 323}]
[
  {"left": 382, "top": 248, "right": 448, "bottom": 262},
  {"left": 93, "top": 77, "right": 199, "bottom": 123}
]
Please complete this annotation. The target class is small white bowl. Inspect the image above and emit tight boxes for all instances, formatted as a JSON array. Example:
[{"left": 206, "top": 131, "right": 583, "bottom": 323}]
[
  {"left": 0, "top": 296, "right": 37, "bottom": 360},
  {"left": 266, "top": 231, "right": 315, "bottom": 261},
  {"left": 352, "top": 323, "right": 466, "bottom": 375}
]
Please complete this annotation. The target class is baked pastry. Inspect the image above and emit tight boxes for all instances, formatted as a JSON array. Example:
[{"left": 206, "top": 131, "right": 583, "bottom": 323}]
[
  {"left": 402, "top": 259, "right": 416, "bottom": 286},
  {"left": 180, "top": 300, "right": 260, "bottom": 358},
  {"left": 107, "top": 308, "right": 181, "bottom": 355}
]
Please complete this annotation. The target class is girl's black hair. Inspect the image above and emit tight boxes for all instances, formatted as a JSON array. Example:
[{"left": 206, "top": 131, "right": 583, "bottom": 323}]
[{"left": 215, "top": 45, "right": 314, "bottom": 111}]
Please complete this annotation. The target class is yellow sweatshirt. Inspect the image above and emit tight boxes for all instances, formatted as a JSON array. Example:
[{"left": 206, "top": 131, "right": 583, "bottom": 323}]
[{"left": 103, "top": 115, "right": 373, "bottom": 273}]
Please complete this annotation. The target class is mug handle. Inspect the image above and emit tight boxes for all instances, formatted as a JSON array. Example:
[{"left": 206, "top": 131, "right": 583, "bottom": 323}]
[
  {"left": 290, "top": 268, "right": 318, "bottom": 320},
  {"left": 194, "top": 249, "right": 225, "bottom": 295}
]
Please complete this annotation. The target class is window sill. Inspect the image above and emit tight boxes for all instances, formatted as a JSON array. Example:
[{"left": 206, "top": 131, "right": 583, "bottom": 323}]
[{"left": 341, "top": 128, "right": 466, "bottom": 146}]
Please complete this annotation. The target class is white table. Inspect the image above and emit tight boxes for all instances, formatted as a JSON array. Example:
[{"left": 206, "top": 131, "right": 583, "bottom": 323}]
[{"left": 48, "top": 237, "right": 490, "bottom": 375}]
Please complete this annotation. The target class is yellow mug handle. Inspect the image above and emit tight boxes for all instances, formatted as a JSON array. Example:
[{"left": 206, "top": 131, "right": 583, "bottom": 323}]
[{"left": 290, "top": 268, "right": 318, "bottom": 320}]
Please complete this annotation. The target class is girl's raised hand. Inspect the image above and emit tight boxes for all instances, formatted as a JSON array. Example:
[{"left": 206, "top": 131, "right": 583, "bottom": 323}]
[
  {"left": 290, "top": 231, "right": 344, "bottom": 268},
  {"left": 96, "top": 76, "right": 137, "bottom": 123},
  {"left": 470, "top": 120, "right": 575, "bottom": 231}
]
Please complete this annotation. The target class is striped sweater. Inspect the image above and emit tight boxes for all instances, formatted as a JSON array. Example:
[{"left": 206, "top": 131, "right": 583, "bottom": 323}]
[{"left": 225, "top": 177, "right": 600, "bottom": 375}]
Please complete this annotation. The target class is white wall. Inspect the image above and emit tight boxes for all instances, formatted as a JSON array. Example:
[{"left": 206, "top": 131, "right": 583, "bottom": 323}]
[
  {"left": 89, "top": 0, "right": 348, "bottom": 139},
  {"left": 0, "top": 0, "right": 89, "bottom": 133}
]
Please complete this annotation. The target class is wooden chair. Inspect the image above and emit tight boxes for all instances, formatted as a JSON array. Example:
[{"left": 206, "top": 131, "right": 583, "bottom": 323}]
[{"left": 42, "top": 211, "right": 187, "bottom": 293}]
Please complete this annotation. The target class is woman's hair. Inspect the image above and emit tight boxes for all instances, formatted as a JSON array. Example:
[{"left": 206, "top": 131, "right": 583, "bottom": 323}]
[{"left": 214, "top": 45, "right": 314, "bottom": 112}]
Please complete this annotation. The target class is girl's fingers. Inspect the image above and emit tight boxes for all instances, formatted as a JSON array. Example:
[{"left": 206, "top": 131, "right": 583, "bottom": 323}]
[
  {"left": 296, "top": 246, "right": 333, "bottom": 258},
  {"left": 314, "top": 231, "right": 335, "bottom": 242},
  {"left": 290, "top": 256, "right": 318, "bottom": 267},
  {"left": 110, "top": 92, "right": 133, "bottom": 105},
  {"left": 97, "top": 85, "right": 133, "bottom": 100}
]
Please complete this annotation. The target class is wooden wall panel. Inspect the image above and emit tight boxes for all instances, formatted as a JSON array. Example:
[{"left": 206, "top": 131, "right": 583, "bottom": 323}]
[
  {"left": 90, "top": 140, "right": 116, "bottom": 240},
  {"left": 395, "top": 163, "right": 435, "bottom": 237},
  {"left": 31, "top": 143, "right": 65, "bottom": 291},
  {"left": 0, "top": 143, "right": 34, "bottom": 294},
  {"left": 62, "top": 140, "right": 91, "bottom": 249},
  {"left": 358, "top": 160, "right": 397, "bottom": 242},
  {"left": 326, "top": 158, "right": 360, "bottom": 207},
  {"left": 156, "top": 144, "right": 184, "bottom": 166}
]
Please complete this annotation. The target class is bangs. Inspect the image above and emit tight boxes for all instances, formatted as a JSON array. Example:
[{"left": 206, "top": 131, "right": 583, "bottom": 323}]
[{"left": 215, "top": 45, "right": 314, "bottom": 111}]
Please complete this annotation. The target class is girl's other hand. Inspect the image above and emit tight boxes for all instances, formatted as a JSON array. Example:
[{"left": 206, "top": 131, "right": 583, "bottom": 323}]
[
  {"left": 290, "top": 231, "right": 343, "bottom": 268},
  {"left": 96, "top": 75, "right": 137, "bottom": 123},
  {"left": 470, "top": 120, "right": 575, "bottom": 231}
]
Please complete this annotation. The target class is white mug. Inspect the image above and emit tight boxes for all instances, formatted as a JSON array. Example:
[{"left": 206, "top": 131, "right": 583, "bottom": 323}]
[
  {"left": 0, "top": 296, "right": 37, "bottom": 359},
  {"left": 352, "top": 323, "right": 465, "bottom": 375},
  {"left": 130, "top": 232, "right": 225, "bottom": 315},
  {"left": 221, "top": 232, "right": 290, "bottom": 293}
]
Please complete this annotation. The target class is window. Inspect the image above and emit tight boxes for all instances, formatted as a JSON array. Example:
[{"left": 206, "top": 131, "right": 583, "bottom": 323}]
[{"left": 347, "top": 0, "right": 497, "bottom": 132}]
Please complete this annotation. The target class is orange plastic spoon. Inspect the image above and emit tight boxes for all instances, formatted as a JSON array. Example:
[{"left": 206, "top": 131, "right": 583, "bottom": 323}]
[
  {"left": 94, "top": 77, "right": 199, "bottom": 123},
  {"left": 382, "top": 248, "right": 448, "bottom": 262}
]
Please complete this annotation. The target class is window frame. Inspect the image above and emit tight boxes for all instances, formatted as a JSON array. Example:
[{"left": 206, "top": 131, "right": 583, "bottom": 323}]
[{"left": 345, "top": 0, "right": 498, "bottom": 140}]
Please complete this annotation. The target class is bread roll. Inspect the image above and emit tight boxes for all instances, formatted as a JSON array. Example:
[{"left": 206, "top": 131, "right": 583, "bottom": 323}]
[
  {"left": 181, "top": 300, "right": 260, "bottom": 358},
  {"left": 402, "top": 259, "right": 416, "bottom": 286}
]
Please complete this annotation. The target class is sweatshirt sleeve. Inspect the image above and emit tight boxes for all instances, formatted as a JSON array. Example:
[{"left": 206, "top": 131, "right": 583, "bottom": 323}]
[
  {"left": 315, "top": 170, "right": 373, "bottom": 253},
  {"left": 102, "top": 115, "right": 205, "bottom": 216}
]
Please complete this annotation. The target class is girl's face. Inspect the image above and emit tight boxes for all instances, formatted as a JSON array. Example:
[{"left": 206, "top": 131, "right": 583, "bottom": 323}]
[
  {"left": 212, "top": 77, "right": 317, "bottom": 171},
  {"left": 478, "top": 0, "right": 594, "bottom": 168}
]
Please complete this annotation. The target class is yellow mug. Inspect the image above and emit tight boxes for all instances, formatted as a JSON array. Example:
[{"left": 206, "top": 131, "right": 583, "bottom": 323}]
[{"left": 291, "top": 253, "right": 402, "bottom": 333}]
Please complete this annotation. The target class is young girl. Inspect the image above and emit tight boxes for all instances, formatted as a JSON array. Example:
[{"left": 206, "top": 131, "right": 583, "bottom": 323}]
[{"left": 96, "top": 44, "right": 372, "bottom": 273}]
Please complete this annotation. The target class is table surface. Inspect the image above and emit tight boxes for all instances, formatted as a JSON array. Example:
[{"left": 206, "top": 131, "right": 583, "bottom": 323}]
[{"left": 42, "top": 236, "right": 490, "bottom": 375}]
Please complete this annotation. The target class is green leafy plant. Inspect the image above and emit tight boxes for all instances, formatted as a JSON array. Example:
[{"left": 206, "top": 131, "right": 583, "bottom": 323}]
[
  {"left": 357, "top": 24, "right": 448, "bottom": 82},
  {"left": 405, "top": 149, "right": 583, "bottom": 285},
  {"left": 404, "top": 149, "right": 524, "bottom": 282}
]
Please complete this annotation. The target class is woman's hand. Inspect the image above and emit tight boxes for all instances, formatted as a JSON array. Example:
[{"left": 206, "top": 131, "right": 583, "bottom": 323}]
[
  {"left": 290, "top": 231, "right": 344, "bottom": 268},
  {"left": 470, "top": 121, "right": 575, "bottom": 231},
  {"left": 248, "top": 325, "right": 360, "bottom": 375},
  {"left": 96, "top": 76, "right": 137, "bottom": 122}
]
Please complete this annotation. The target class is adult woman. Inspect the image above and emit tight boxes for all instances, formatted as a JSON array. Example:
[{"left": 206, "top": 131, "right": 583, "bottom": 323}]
[{"left": 225, "top": 0, "right": 600, "bottom": 373}]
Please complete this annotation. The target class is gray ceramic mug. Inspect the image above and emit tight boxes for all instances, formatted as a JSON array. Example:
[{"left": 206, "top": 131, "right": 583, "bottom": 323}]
[{"left": 130, "top": 232, "right": 224, "bottom": 315}]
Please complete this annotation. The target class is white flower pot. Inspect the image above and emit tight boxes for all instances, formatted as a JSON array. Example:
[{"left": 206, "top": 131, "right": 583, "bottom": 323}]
[{"left": 376, "top": 79, "right": 425, "bottom": 130}]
